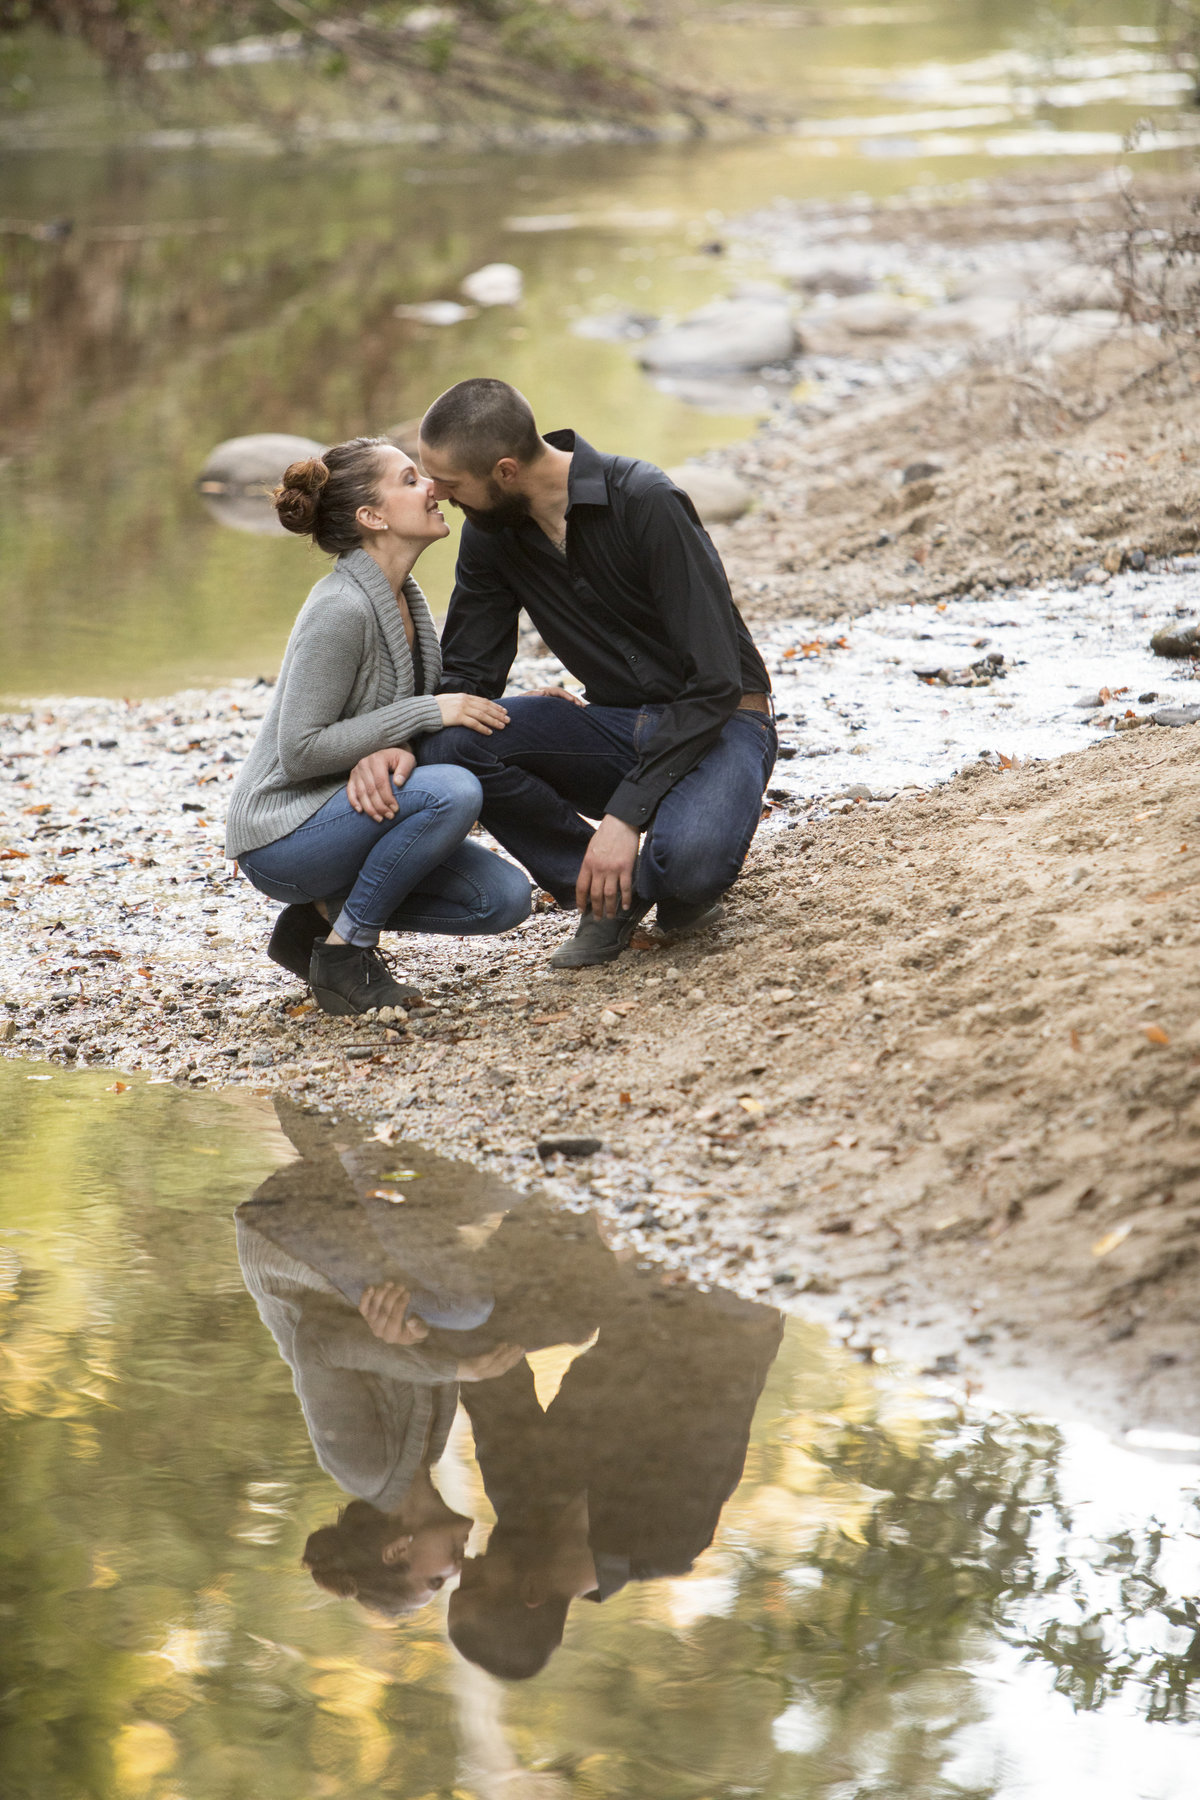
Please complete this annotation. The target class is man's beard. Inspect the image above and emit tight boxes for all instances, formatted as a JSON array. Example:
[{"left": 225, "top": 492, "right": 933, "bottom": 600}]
[{"left": 455, "top": 480, "right": 531, "bottom": 534}]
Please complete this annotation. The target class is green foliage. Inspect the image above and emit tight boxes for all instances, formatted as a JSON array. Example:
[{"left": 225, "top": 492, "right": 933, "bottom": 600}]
[{"left": 0, "top": 1, "right": 705, "bottom": 130}]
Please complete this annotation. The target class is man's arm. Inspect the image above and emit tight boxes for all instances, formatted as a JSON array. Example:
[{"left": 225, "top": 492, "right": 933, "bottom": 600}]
[
  {"left": 437, "top": 526, "right": 523, "bottom": 698},
  {"left": 606, "top": 483, "right": 745, "bottom": 830},
  {"left": 575, "top": 483, "right": 746, "bottom": 915}
]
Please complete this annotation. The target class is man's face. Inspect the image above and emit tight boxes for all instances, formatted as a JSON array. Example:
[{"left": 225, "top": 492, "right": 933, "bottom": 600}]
[{"left": 418, "top": 442, "right": 530, "bottom": 533}]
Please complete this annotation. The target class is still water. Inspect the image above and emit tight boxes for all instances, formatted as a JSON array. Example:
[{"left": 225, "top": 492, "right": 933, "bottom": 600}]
[
  {"left": 2, "top": 1057, "right": 1198, "bottom": 1799},
  {"left": 0, "top": 0, "right": 1188, "bottom": 699}
]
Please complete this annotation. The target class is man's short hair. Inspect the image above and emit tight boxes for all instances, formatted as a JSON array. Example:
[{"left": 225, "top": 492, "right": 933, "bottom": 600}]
[
  {"left": 420, "top": 378, "right": 543, "bottom": 477},
  {"left": 448, "top": 1587, "right": 569, "bottom": 1681}
]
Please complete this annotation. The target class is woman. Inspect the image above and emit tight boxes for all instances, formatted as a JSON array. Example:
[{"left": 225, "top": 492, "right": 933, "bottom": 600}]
[{"left": 225, "top": 436, "right": 530, "bottom": 1016}]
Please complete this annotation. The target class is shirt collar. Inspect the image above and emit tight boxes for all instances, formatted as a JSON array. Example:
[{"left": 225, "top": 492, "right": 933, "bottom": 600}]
[{"left": 545, "top": 428, "right": 609, "bottom": 510}]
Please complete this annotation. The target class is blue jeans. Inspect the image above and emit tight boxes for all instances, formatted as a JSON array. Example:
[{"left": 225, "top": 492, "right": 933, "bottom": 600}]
[
  {"left": 238, "top": 765, "right": 531, "bottom": 948},
  {"left": 416, "top": 698, "right": 777, "bottom": 908}
]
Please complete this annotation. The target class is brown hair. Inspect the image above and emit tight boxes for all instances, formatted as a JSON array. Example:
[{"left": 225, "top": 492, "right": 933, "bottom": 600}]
[
  {"left": 302, "top": 1501, "right": 426, "bottom": 1618},
  {"left": 274, "top": 436, "right": 390, "bottom": 556},
  {"left": 419, "top": 379, "right": 543, "bottom": 478}
]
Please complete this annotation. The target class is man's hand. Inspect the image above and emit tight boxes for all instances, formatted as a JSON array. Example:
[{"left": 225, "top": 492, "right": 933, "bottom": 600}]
[
  {"left": 576, "top": 814, "right": 640, "bottom": 918},
  {"left": 525, "top": 687, "right": 587, "bottom": 707},
  {"left": 347, "top": 748, "right": 415, "bottom": 822},
  {"left": 457, "top": 1343, "right": 525, "bottom": 1383},
  {"left": 359, "top": 1282, "right": 430, "bottom": 1345},
  {"left": 436, "top": 693, "right": 511, "bottom": 735}
]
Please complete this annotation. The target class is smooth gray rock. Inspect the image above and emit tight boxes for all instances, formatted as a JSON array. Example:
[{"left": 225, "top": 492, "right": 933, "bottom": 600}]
[
  {"left": 665, "top": 462, "right": 753, "bottom": 523},
  {"left": 1152, "top": 704, "right": 1200, "bottom": 727},
  {"left": 638, "top": 295, "right": 797, "bottom": 372},
  {"left": 197, "top": 432, "right": 326, "bottom": 536}
]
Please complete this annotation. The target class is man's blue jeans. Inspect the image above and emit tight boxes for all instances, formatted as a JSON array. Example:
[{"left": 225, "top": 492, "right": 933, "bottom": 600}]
[
  {"left": 239, "top": 765, "right": 532, "bottom": 947},
  {"left": 415, "top": 697, "right": 777, "bottom": 909}
]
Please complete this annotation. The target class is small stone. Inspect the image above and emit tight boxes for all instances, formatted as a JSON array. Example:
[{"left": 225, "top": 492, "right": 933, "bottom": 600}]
[
  {"left": 599, "top": 1008, "right": 621, "bottom": 1028},
  {"left": 686, "top": 988, "right": 706, "bottom": 1006},
  {"left": 536, "top": 1136, "right": 605, "bottom": 1159},
  {"left": 1129, "top": 548, "right": 1147, "bottom": 570},
  {"left": 488, "top": 1067, "right": 517, "bottom": 1088},
  {"left": 901, "top": 459, "right": 943, "bottom": 485},
  {"left": 1103, "top": 546, "right": 1124, "bottom": 574},
  {"left": 345, "top": 1046, "right": 375, "bottom": 1061},
  {"left": 843, "top": 784, "right": 873, "bottom": 801},
  {"left": 1151, "top": 621, "right": 1200, "bottom": 658},
  {"left": 1152, "top": 704, "right": 1200, "bottom": 728},
  {"left": 769, "top": 987, "right": 796, "bottom": 1004},
  {"left": 1085, "top": 568, "right": 1108, "bottom": 586},
  {"left": 249, "top": 1051, "right": 273, "bottom": 1067},
  {"left": 0, "top": 1019, "right": 14, "bottom": 1043}
]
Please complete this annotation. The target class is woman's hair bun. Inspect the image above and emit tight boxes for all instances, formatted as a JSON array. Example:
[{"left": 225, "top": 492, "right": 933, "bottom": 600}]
[{"left": 275, "top": 457, "right": 330, "bottom": 536}]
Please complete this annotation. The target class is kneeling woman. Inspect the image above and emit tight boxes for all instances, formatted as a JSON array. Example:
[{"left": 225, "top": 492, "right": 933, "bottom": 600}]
[{"left": 225, "top": 437, "right": 530, "bottom": 1015}]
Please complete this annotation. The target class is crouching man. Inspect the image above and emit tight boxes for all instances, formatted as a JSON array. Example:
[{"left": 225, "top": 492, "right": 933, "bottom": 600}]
[{"left": 413, "top": 377, "right": 776, "bottom": 969}]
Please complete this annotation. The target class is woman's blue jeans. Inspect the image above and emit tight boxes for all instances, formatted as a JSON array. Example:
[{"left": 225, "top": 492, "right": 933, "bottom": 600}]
[{"left": 238, "top": 766, "right": 532, "bottom": 948}]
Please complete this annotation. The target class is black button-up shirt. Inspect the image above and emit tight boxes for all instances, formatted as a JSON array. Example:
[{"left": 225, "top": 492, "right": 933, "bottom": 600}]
[{"left": 436, "top": 429, "right": 771, "bottom": 829}]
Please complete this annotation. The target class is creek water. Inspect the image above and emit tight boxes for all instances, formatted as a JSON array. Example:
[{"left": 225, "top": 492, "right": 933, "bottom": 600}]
[
  {"left": 1, "top": 1059, "right": 1198, "bottom": 1800},
  {"left": 0, "top": 0, "right": 1192, "bottom": 699}
]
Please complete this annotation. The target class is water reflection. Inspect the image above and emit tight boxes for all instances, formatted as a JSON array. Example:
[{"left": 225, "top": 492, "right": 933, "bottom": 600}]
[
  {"left": 2, "top": 1064, "right": 1199, "bottom": 1797},
  {"left": 236, "top": 1101, "right": 783, "bottom": 1659}
]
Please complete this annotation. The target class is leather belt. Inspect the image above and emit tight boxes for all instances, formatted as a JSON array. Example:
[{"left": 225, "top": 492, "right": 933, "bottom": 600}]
[{"left": 737, "top": 692, "right": 772, "bottom": 715}]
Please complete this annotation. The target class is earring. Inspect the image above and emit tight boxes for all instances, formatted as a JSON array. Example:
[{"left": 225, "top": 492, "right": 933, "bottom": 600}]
[{"left": 378, "top": 523, "right": 389, "bottom": 531}]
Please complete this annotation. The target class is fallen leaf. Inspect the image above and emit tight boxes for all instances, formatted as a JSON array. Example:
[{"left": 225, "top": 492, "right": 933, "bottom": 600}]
[
  {"left": 42, "top": 874, "right": 68, "bottom": 886},
  {"left": 1141, "top": 1023, "right": 1170, "bottom": 1045},
  {"left": 23, "top": 804, "right": 50, "bottom": 815},
  {"left": 1092, "top": 1221, "right": 1133, "bottom": 1258},
  {"left": 286, "top": 1001, "right": 315, "bottom": 1018},
  {"left": 1069, "top": 1028, "right": 1082, "bottom": 1052},
  {"left": 380, "top": 1169, "right": 421, "bottom": 1182},
  {"left": 619, "top": 1092, "right": 631, "bottom": 1105},
  {"left": 106, "top": 1082, "right": 130, "bottom": 1094},
  {"left": 530, "top": 1010, "right": 573, "bottom": 1025},
  {"left": 0, "top": 850, "right": 29, "bottom": 860}
]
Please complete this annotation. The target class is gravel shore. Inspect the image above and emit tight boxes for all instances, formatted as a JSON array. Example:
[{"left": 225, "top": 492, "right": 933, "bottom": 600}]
[{"left": 5, "top": 673, "right": 1200, "bottom": 1437}]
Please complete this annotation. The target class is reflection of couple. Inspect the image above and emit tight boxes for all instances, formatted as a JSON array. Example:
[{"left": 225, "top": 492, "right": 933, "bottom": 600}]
[
  {"left": 236, "top": 1104, "right": 782, "bottom": 1672},
  {"left": 225, "top": 377, "right": 776, "bottom": 1014}
]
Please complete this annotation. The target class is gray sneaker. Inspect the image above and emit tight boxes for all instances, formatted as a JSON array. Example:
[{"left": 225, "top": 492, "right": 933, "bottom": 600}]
[
  {"left": 656, "top": 897, "right": 725, "bottom": 935},
  {"left": 549, "top": 899, "right": 651, "bottom": 969}
]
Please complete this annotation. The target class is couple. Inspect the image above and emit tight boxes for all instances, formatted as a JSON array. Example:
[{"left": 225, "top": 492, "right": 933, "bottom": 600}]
[{"left": 225, "top": 378, "right": 777, "bottom": 1016}]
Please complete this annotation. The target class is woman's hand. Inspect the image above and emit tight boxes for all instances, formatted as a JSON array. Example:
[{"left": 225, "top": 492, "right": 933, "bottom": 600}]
[
  {"left": 347, "top": 747, "right": 415, "bottom": 821},
  {"left": 435, "top": 693, "right": 510, "bottom": 736},
  {"left": 359, "top": 1282, "right": 430, "bottom": 1345},
  {"left": 456, "top": 1344, "right": 525, "bottom": 1382}
]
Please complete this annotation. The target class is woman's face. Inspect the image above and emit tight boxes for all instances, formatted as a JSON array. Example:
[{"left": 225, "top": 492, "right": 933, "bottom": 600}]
[
  {"left": 362, "top": 447, "right": 450, "bottom": 544},
  {"left": 383, "top": 1515, "right": 473, "bottom": 1608}
]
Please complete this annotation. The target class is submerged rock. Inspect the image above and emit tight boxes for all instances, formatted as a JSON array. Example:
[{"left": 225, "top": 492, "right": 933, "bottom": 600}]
[
  {"left": 461, "top": 262, "right": 523, "bottom": 307},
  {"left": 197, "top": 433, "right": 326, "bottom": 535},
  {"left": 665, "top": 462, "right": 753, "bottom": 523},
  {"left": 638, "top": 294, "right": 797, "bottom": 373}
]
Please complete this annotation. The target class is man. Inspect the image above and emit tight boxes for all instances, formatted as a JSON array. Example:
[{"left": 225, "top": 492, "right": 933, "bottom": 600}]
[
  {"left": 412, "top": 378, "right": 776, "bottom": 969},
  {"left": 448, "top": 1279, "right": 784, "bottom": 1680}
]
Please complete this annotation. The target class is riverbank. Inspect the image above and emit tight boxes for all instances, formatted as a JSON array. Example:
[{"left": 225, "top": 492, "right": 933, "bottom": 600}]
[
  {"left": 4, "top": 681, "right": 1200, "bottom": 1438},
  {"left": 7, "top": 166, "right": 1200, "bottom": 1439}
]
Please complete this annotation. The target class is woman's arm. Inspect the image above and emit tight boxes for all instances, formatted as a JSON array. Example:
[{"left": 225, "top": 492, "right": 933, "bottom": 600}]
[{"left": 276, "top": 595, "right": 444, "bottom": 783}]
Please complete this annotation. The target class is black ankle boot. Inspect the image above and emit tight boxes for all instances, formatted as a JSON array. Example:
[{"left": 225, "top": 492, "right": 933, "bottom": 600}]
[
  {"left": 267, "top": 903, "right": 330, "bottom": 981},
  {"left": 309, "top": 941, "right": 421, "bottom": 1016}
]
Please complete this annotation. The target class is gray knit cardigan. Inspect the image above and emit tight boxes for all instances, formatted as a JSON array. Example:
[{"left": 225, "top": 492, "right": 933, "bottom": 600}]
[{"left": 225, "top": 547, "right": 445, "bottom": 861}]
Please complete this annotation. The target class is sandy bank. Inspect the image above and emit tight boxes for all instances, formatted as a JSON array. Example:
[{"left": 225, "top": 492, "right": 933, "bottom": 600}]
[{"left": 4, "top": 681, "right": 1200, "bottom": 1438}]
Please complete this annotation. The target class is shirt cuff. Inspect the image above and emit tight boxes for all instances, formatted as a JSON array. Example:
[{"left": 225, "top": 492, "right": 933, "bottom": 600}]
[{"left": 605, "top": 776, "right": 668, "bottom": 830}]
